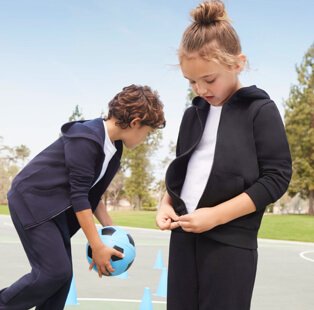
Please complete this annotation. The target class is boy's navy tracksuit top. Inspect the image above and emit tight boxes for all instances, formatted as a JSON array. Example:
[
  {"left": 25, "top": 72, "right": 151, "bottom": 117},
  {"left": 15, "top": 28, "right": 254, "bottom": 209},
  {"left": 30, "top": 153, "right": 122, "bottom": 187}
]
[{"left": 8, "top": 118, "right": 122, "bottom": 235}]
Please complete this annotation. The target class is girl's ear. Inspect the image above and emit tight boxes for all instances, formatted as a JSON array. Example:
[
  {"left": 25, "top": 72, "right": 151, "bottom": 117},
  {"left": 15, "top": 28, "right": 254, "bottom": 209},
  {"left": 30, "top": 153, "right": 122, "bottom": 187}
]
[{"left": 235, "top": 53, "right": 247, "bottom": 73}]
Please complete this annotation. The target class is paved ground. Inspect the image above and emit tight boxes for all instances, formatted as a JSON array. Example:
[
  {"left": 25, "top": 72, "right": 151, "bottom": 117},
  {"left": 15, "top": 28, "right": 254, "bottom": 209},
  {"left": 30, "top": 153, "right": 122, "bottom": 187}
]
[{"left": 0, "top": 215, "right": 314, "bottom": 309}]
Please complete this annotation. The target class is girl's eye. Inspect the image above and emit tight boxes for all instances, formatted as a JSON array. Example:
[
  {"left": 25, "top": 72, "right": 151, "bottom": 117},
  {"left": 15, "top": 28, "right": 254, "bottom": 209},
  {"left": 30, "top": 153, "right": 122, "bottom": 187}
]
[
  {"left": 189, "top": 80, "right": 196, "bottom": 85},
  {"left": 205, "top": 79, "right": 216, "bottom": 84}
]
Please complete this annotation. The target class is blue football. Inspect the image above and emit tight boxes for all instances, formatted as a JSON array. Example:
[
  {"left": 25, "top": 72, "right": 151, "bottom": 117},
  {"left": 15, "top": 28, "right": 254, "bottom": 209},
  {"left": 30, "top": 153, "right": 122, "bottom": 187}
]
[{"left": 86, "top": 226, "right": 136, "bottom": 276}]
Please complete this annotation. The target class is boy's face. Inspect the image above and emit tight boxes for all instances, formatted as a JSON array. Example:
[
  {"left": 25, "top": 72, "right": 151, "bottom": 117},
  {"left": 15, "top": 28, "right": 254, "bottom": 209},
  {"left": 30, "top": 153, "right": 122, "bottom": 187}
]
[
  {"left": 180, "top": 54, "right": 244, "bottom": 106},
  {"left": 122, "top": 121, "right": 153, "bottom": 149}
]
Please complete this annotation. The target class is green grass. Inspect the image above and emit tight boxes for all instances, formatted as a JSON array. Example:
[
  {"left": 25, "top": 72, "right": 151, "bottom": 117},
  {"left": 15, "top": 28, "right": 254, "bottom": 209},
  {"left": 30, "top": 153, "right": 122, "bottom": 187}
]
[
  {"left": 258, "top": 214, "right": 314, "bottom": 243},
  {"left": 1, "top": 205, "right": 313, "bottom": 243},
  {"left": 109, "top": 210, "right": 158, "bottom": 229},
  {"left": 0, "top": 205, "right": 9, "bottom": 215}
]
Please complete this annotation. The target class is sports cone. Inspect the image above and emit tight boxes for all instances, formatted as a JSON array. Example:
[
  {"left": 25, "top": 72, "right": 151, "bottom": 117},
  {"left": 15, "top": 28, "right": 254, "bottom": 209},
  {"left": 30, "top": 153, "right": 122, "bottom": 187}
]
[
  {"left": 153, "top": 250, "right": 164, "bottom": 269},
  {"left": 139, "top": 287, "right": 153, "bottom": 310},
  {"left": 65, "top": 275, "right": 78, "bottom": 305},
  {"left": 155, "top": 267, "right": 167, "bottom": 298},
  {"left": 116, "top": 270, "right": 128, "bottom": 279}
]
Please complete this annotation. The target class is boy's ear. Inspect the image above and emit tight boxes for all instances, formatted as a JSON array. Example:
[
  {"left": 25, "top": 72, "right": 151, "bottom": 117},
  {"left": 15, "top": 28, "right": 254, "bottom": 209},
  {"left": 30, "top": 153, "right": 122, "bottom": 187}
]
[{"left": 129, "top": 117, "right": 142, "bottom": 128}]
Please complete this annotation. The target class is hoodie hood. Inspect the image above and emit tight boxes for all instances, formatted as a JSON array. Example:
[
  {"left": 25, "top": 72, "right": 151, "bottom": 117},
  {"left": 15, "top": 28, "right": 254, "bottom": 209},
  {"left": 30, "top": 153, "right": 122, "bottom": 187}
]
[
  {"left": 192, "top": 85, "right": 270, "bottom": 110},
  {"left": 228, "top": 85, "right": 270, "bottom": 103},
  {"left": 61, "top": 118, "right": 105, "bottom": 147}
]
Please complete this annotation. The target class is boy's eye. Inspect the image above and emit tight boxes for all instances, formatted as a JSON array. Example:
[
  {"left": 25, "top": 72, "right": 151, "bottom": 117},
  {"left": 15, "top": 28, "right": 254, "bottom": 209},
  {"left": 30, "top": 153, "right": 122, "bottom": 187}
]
[
  {"left": 205, "top": 79, "right": 216, "bottom": 84},
  {"left": 189, "top": 80, "right": 196, "bottom": 85}
]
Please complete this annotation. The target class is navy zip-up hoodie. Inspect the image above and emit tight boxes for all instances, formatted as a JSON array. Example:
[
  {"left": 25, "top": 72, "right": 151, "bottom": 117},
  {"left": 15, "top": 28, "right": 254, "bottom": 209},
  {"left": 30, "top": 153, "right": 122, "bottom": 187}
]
[
  {"left": 8, "top": 118, "right": 122, "bottom": 231},
  {"left": 166, "top": 86, "right": 292, "bottom": 249}
]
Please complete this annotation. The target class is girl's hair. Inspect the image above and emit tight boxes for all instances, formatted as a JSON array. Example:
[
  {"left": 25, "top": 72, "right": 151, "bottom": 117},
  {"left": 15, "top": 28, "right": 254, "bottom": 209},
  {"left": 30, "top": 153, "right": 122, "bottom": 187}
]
[
  {"left": 106, "top": 84, "right": 165, "bottom": 129},
  {"left": 179, "top": 0, "right": 242, "bottom": 68}
]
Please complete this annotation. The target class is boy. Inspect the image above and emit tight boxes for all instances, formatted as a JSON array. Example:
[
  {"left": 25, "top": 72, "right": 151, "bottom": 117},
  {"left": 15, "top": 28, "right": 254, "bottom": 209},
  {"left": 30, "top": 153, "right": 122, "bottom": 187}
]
[{"left": 0, "top": 84, "right": 165, "bottom": 310}]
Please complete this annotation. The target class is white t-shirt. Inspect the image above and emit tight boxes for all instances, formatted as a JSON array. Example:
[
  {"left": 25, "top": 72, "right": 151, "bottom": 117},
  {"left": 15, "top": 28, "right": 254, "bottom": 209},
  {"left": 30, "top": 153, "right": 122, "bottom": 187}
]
[
  {"left": 91, "top": 120, "right": 117, "bottom": 188},
  {"left": 180, "top": 105, "right": 222, "bottom": 213}
]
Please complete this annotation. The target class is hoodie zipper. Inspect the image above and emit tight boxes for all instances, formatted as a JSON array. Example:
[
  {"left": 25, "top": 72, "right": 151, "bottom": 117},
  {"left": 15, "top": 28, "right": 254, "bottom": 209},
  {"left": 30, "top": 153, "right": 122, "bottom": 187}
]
[{"left": 166, "top": 107, "right": 205, "bottom": 201}]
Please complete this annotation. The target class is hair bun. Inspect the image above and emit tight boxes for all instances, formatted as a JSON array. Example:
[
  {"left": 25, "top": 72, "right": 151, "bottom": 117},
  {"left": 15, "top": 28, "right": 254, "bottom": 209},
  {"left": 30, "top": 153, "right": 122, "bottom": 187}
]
[{"left": 191, "top": 0, "right": 228, "bottom": 25}]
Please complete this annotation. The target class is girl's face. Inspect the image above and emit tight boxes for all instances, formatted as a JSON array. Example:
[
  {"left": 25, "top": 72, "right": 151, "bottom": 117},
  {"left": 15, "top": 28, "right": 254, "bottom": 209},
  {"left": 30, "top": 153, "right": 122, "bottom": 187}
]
[{"left": 180, "top": 54, "right": 245, "bottom": 106}]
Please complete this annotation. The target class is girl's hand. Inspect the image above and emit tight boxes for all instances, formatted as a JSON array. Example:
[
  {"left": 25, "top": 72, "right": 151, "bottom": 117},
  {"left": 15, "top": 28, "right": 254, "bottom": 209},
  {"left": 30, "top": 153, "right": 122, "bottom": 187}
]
[
  {"left": 89, "top": 244, "right": 124, "bottom": 277},
  {"left": 178, "top": 207, "right": 220, "bottom": 233},
  {"left": 156, "top": 202, "right": 180, "bottom": 230}
]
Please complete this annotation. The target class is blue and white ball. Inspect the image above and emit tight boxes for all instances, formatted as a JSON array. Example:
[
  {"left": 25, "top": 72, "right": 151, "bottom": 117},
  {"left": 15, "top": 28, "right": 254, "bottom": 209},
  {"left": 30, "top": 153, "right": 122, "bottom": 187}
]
[{"left": 86, "top": 226, "right": 136, "bottom": 276}]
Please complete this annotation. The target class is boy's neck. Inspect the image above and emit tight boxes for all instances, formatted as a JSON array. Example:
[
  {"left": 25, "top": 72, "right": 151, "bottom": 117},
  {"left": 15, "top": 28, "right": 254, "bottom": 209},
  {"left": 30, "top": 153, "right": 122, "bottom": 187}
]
[{"left": 104, "top": 118, "right": 120, "bottom": 142}]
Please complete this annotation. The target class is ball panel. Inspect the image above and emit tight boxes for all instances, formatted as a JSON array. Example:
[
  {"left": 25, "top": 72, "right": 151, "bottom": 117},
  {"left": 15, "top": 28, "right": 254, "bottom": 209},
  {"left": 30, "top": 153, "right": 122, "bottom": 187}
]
[
  {"left": 101, "top": 227, "right": 116, "bottom": 236},
  {"left": 127, "top": 234, "right": 135, "bottom": 247}
]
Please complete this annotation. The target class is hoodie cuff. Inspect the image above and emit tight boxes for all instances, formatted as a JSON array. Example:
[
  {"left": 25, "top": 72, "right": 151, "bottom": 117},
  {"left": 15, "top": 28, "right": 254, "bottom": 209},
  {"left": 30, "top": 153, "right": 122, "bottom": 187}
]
[
  {"left": 245, "top": 182, "right": 274, "bottom": 211},
  {"left": 72, "top": 197, "right": 91, "bottom": 213}
]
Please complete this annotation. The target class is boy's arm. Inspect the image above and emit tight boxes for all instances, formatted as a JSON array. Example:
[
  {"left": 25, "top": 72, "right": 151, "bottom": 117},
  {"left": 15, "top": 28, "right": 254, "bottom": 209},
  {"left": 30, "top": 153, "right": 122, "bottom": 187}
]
[
  {"left": 75, "top": 209, "right": 122, "bottom": 277},
  {"left": 94, "top": 199, "right": 113, "bottom": 227}
]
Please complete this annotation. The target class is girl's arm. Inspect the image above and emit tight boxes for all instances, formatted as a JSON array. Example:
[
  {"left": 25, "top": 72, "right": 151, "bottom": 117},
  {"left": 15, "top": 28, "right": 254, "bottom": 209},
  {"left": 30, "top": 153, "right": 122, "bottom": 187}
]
[
  {"left": 156, "top": 191, "right": 180, "bottom": 230},
  {"left": 178, "top": 193, "right": 255, "bottom": 233}
]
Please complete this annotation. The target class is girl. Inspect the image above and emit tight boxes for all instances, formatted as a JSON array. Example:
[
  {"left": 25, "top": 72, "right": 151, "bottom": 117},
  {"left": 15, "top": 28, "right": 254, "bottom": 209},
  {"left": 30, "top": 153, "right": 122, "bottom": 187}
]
[
  {"left": 0, "top": 84, "right": 165, "bottom": 310},
  {"left": 156, "top": 1, "right": 292, "bottom": 309}
]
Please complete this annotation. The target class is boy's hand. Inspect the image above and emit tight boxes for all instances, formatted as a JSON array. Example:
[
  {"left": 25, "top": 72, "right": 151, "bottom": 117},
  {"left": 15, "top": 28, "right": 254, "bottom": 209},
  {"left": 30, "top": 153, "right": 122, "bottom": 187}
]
[
  {"left": 156, "top": 202, "right": 180, "bottom": 230},
  {"left": 89, "top": 244, "right": 124, "bottom": 278},
  {"left": 178, "top": 207, "right": 220, "bottom": 233}
]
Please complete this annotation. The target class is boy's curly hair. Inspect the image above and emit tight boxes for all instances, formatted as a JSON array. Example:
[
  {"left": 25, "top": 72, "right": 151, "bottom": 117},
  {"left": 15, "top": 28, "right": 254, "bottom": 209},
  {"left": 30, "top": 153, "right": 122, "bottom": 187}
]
[{"left": 106, "top": 84, "right": 165, "bottom": 129}]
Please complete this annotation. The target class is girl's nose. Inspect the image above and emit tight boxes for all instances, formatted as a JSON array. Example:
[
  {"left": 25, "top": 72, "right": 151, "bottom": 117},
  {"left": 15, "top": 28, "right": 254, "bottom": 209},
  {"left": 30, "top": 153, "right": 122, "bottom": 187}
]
[{"left": 196, "top": 84, "right": 207, "bottom": 96}]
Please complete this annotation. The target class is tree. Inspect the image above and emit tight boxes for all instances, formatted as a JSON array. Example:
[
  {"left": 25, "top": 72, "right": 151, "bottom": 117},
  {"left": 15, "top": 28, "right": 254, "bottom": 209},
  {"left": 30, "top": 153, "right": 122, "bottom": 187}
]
[
  {"left": 185, "top": 86, "right": 196, "bottom": 108},
  {"left": 156, "top": 141, "right": 176, "bottom": 200},
  {"left": 15, "top": 144, "right": 30, "bottom": 165},
  {"left": 122, "top": 130, "right": 163, "bottom": 210},
  {"left": 68, "top": 105, "right": 84, "bottom": 121},
  {"left": 104, "top": 169, "right": 125, "bottom": 210},
  {"left": 0, "top": 137, "right": 30, "bottom": 204},
  {"left": 284, "top": 43, "right": 314, "bottom": 215}
]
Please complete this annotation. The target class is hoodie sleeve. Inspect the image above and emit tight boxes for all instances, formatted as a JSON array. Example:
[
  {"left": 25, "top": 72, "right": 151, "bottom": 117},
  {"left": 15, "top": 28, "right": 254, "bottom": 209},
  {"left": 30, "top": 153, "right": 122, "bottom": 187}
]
[
  {"left": 63, "top": 136, "right": 99, "bottom": 212},
  {"left": 245, "top": 101, "right": 292, "bottom": 211}
]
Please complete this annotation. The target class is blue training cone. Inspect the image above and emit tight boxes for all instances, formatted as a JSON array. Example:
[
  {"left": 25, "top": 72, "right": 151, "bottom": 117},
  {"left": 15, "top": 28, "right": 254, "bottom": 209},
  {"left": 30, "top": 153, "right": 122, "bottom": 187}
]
[
  {"left": 116, "top": 270, "right": 129, "bottom": 279},
  {"left": 153, "top": 250, "right": 164, "bottom": 269},
  {"left": 155, "top": 267, "right": 167, "bottom": 298},
  {"left": 140, "top": 287, "right": 153, "bottom": 310},
  {"left": 65, "top": 275, "right": 78, "bottom": 305}
]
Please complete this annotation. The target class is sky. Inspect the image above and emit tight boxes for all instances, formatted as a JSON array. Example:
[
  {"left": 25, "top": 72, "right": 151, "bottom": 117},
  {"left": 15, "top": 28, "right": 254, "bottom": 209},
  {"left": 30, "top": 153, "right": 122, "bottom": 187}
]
[{"left": 0, "top": 0, "right": 313, "bottom": 178}]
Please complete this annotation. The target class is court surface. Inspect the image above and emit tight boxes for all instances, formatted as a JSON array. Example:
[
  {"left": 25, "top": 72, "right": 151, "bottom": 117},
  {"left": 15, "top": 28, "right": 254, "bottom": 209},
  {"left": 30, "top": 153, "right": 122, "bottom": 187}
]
[{"left": 0, "top": 215, "right": 314, "bottom": 309}]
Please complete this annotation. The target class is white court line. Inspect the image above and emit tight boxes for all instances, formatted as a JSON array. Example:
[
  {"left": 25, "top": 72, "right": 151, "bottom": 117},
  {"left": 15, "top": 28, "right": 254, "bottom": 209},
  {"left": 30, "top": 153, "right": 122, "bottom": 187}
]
[
  {"left": 78, "top": 297, "right": 166, "bottom": 304},
  {"left": 299, "top": 251, "right": 314, "bottom": 263}
]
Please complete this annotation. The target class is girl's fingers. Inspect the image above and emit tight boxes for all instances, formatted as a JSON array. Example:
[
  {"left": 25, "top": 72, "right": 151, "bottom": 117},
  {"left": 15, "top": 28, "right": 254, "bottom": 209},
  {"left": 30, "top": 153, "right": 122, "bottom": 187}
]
[
  {"left": 170, "top": 221, "right": 180, "bottom": 230},
  {"left": 178, "top": 214, "right": 191, "bottom": 222}
]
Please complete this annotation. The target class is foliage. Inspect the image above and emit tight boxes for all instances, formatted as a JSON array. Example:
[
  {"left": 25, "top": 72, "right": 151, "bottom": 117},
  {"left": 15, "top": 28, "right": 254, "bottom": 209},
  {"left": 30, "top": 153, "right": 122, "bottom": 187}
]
[
  {"left": 284, "top": 43, "right": 314, "bottom": 215},
  {"left": 185, "top": 86, "right": 196, "bottom": 108},
  {"left": 0, "top": 136, "right": 30, "bottom": 204},
  {"left": 122, "top": 130, "right": 163, "bottom": 210},
  {"left": 68, "top": 105, "right": 84, "bottom": 121},
  {"left": 104, "top": 169, "right": 125, "bottom": 209}
]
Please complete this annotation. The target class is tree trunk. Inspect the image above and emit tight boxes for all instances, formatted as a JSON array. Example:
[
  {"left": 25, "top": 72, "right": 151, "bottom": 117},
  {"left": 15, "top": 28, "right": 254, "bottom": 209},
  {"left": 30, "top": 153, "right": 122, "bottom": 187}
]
[{"left": 309, "top": 190, "right": 314, "bottom": 215}]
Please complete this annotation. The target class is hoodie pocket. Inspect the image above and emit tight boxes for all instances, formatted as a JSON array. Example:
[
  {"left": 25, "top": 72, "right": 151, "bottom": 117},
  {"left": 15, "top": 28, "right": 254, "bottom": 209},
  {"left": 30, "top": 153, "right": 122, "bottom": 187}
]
[{"left": 198, "top": 171, "right": 245, "bottom": 207}]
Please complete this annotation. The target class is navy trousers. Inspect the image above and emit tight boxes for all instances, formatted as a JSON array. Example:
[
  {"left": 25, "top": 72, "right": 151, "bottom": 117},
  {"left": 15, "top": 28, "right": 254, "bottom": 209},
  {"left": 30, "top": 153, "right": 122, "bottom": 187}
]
[
  {"left": 0, "top": 197, "right": 73, "bottom": 310},
  {"left": 167, "top": 230, "right": 258, "bottom": 310}
]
